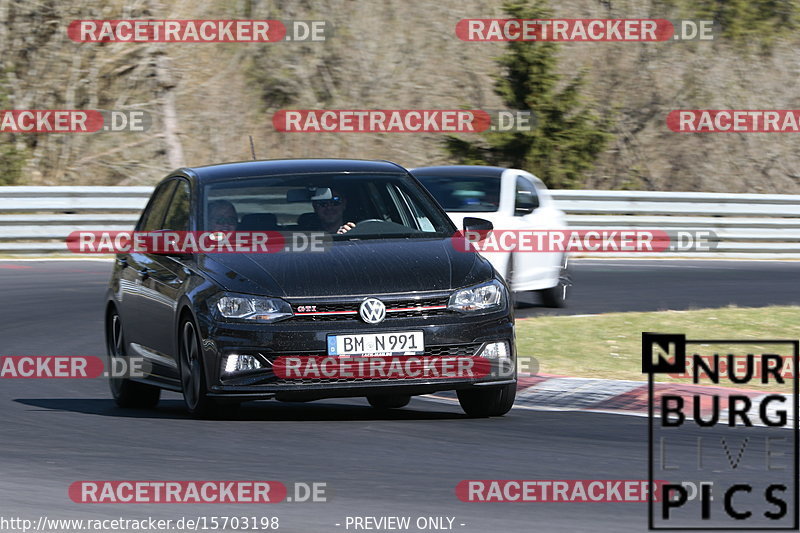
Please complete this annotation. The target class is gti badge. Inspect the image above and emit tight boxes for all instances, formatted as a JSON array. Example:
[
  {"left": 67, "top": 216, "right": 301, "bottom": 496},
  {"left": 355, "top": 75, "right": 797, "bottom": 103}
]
[{"left": 359, "top": 298, "right": 386, "bottom": 324}]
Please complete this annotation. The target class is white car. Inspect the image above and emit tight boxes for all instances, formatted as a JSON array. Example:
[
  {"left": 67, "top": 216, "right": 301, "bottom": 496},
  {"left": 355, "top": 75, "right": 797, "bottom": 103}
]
[{"left": 411, "top": 165, "right": 571, "bottom": 307}]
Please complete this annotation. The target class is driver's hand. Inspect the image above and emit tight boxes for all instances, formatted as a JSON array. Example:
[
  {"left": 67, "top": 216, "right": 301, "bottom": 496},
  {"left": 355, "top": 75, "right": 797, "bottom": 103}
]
[{"left": 337, "top": 222, "right": 356, "bottom": 234}]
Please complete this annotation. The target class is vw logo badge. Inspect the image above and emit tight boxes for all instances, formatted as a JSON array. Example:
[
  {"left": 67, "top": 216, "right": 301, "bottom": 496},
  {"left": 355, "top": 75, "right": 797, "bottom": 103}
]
[{"left": 359, "top": 298, "right": 386, "bottom": 324}]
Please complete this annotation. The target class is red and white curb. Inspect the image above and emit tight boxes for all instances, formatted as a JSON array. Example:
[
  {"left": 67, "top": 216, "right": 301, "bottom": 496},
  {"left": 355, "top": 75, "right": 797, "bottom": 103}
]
[{"left": 426, "top": 374, "right": 796, "bottom": 427}]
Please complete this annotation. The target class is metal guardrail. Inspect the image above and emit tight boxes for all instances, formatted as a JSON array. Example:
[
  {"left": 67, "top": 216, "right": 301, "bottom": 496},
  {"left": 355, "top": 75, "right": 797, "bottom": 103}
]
[
  {"left": 550, "top": 190, "right": 800, "bottom": 257},
  {"left": 0, "top": 187, "right": 151, "bottom": 254},
  {"left": 0, "top": 187, "right": 798, "bottom": 257}
]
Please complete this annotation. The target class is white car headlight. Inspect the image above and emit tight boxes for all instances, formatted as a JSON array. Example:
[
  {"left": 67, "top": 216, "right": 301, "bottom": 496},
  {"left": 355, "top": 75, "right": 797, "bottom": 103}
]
[
  {"left": 448, "top": 279, "right": 506, "bottom": 313},
  {"left": 212, "top": 293, "right": 293, "bottom": 322}
]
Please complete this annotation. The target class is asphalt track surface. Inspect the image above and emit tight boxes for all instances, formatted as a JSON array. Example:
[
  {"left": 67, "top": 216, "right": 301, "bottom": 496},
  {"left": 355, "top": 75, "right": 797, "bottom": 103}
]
[
  {"left": 1, "top": 259, "right": 798, "bottom": 532},
  {"left": 514, "top": 258, "right": 800, "bottom": 317}
]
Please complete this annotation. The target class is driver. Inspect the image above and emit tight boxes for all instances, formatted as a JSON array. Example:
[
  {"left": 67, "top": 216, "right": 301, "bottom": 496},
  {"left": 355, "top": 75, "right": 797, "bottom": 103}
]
[
  {"left": 208, "top": 200, "right": 238, "bottom": 231},
  {"left": 312, "top": 190, "right": 356, "bottom": 234}
]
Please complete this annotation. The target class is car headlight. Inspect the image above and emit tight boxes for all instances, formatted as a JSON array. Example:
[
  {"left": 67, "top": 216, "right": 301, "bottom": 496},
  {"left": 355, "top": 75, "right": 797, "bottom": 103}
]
[
  {"left": 448, "top": 279, "right": 506, "bottom": 313},
  {"left": 212, "top": 293, "right": 293, "bottom": 322}
]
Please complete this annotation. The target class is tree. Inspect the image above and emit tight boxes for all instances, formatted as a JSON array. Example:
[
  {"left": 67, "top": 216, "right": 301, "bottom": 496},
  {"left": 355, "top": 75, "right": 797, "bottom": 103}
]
[
  {"left": 0, "top": 84, "right": 26, "bottom": 185},
  {"left": 444, "top": 0, "right": 611, "bottom": 189},
  {"left": 657, "top": 0, "right": 799, "bottom": 47}
]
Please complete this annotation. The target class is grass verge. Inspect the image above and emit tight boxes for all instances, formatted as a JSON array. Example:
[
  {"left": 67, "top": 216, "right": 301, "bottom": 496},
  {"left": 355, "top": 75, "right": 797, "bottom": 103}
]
[{"left": 515, "top": 306, "right": 798, "bottom": 392}]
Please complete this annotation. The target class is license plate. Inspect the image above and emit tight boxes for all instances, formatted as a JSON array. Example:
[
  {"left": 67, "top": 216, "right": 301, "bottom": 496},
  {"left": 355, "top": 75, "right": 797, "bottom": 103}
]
[{"left": 327, "top": 331, "right": 424, "bottom": 356}]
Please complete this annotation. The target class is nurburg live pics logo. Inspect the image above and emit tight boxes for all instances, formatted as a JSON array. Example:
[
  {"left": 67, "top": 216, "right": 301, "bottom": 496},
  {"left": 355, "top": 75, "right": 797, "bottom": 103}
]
[{"left": 642, "top": 333, "right": 799, "bottom": 530}]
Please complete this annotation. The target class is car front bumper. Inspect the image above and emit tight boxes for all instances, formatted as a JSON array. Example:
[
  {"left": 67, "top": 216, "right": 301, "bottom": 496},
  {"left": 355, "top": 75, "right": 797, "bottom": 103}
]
[{"left": 197, "top": 310, "right": 515, "bottom": 400}]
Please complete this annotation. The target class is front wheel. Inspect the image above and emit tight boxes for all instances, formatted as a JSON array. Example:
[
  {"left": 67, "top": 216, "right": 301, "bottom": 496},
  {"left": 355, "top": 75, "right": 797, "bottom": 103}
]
[
  {"left": 179, "top": 318, "right": 238, "bottom": 419},
  {"left": 457, "top": 383, "right": 516, "bottom": 417},
  {"left": 505, "top": 254, "right": 518, "bottom": 307},
  {"left": 539, "top": 254, "right": 571, "bottom": 308},
  {"left": 106, "top": 309, "right": 160, "bottom": 408}
]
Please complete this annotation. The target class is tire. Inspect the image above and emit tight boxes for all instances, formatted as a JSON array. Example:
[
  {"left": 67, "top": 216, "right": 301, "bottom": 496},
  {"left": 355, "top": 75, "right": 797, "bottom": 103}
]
[
  {"left": 106, "top": 308, "right": 160, "bottom": 409},
  {"left": 539, "top": 254, "right": 571, "bottom": 308},
  {"left": 540, "top": 284, "right": 567, "bottom": 308},
  {"left": 179, "top": 317, "right": 238, "bottom": 419},
  {"left": 505, "top": 254, "right": 517, "bottom": 307},
  {"left": 367, "top": 394, "right": 411, "bottom": 409},
  {"left": 457, "top": 383, "right": 516, "bottom": 417}
]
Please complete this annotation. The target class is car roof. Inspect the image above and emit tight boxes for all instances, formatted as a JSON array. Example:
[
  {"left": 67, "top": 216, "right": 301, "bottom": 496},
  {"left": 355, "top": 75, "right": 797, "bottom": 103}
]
[
  {"left": 178, "top": 158, "right": 409, "bottom": 183},
  {"left": 409, "top": 165, "right": 507, "bottom": 178}
]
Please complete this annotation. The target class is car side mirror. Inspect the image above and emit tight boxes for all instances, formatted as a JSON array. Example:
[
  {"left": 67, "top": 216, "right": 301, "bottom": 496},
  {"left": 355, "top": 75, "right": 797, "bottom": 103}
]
[
  {"left": 460, "top": 217, "right": 494, "bottom": 248},
  {"left": 515, "top": 194, "right": 539, "bottom": 216},
  {"left": 463, "top": 217, "right": 493, "bottom": 235}
]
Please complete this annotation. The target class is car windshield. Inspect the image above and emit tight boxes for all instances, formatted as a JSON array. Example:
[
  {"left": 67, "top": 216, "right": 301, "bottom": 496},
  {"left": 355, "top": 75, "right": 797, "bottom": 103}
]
[
  {"left": 202, "top": 172, "right": 455, "bottom": 239},
  {"left": 414, "top": 175, "right": 500, "bottom": 212}
]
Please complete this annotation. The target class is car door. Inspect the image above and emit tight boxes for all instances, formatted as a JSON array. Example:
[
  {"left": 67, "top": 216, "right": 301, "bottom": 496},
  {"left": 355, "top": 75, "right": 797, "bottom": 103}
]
[
  {"left": 119, "top": 179, "right": 176, "bottom": 354},
  {"left": 133, "top": 178, "right": 193, "bottom": 376},
  {"left": 509, "top": 174, "right": 555, "bottom": 289}
]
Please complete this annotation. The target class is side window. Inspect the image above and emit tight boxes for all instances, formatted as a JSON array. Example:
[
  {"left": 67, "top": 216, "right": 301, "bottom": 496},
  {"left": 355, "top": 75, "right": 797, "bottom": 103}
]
[
  {"left": 514, "top": 176, "right": 539, "bottom": 216},
  {"left": 137, "top": 181, "right": 177, "bottom": 231},
  {"left": 162, "top": 180, "right": 191, "bottom": 231}
]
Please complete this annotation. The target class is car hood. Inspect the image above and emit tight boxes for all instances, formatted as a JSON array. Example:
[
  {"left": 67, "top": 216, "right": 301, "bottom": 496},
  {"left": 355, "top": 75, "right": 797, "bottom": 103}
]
[{"left": 197, "top": 238, "right": 494, "bottom": 298}]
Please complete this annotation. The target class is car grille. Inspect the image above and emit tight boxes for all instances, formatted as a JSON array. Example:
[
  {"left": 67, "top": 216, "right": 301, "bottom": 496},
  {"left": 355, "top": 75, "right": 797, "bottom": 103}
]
[
  {"left": 289, "top": 296, "right": 451, "bottom": 322},
  {"left": 261, "top": 343, "right": 482, "bottom": 385}
]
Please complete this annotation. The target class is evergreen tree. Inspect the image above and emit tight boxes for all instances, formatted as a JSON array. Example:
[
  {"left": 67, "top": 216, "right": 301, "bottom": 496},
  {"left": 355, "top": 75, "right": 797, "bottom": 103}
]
[{"left": 444, "top": 0, "right": 611, "bottom": 189}]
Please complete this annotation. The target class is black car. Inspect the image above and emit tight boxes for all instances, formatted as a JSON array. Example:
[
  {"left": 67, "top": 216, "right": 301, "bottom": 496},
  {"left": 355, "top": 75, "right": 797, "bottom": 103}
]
[{"left": 105, "top": 159, "right": 516, "bottom": 417}]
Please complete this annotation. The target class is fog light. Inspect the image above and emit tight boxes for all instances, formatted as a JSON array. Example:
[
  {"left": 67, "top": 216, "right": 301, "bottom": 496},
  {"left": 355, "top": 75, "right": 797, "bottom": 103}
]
[
  {"left": 478, "top": 341, "right": 509, "bottom": 359},
  {"left": 223, "top": 354, "right": 262, "bottom": 374}
]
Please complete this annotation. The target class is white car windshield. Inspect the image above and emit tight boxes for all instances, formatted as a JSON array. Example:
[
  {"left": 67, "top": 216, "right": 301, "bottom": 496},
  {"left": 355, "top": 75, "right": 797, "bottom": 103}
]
[{"left": 414, "top": 175, "right": 501, "bottom": 212}]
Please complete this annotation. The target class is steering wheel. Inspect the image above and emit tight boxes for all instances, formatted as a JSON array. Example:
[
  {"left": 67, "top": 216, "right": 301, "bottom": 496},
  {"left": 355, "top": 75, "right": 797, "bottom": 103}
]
[{"left": 355, "top": 218, "right": 385, "bottom": 225}]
